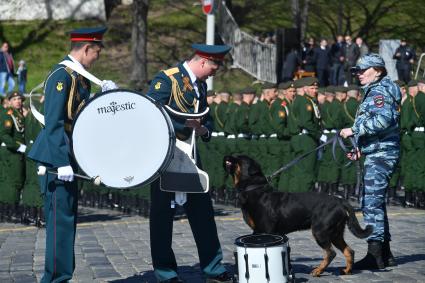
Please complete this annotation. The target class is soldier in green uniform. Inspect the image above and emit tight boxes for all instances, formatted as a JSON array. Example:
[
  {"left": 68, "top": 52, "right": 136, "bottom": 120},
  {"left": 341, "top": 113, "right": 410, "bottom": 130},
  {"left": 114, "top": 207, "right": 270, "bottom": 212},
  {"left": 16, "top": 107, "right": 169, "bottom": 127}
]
[
  {"left": 146, "top": 43, "right": 233, "bottom": 283},
  {"left": 289, "top": 77, "right": 321, "bottom": 192},
  {"left": 247, "top": 89, "right": 263, "bottom": 162},
  {"left": 211, "top": 91, "right": 230, "bottom": 200},
  {"left": 341, "top": 85, "right": 360, "bottom": 199},
  {"left": 258, "top": 83, "right": 278, "bottom": 180},
  {"left": 21, "top": 95, "right": 45, "bottom": 225},
  {"left": 316, "top": 86, "right": 337, "bottom": 193},
  {"left": 402, "top": 80, "right": 418, "bottom": 206},
  {"left": 272, "top": 81, "right": 296, "bottom": 191},
  {"left": 0, "top": 91, "right": 26, "bottom": 221},
  {"left": 412, "top": 79, "right": 425, "bottom": 207},
  {"left": 28, "top": 27, "right": 115, "bottom": 283},
  {"left": 235, "top": 87, "right": 255, "bottom": 155},
  {"left": 198, "top": 90, "right": 216, "bottom": 189}
]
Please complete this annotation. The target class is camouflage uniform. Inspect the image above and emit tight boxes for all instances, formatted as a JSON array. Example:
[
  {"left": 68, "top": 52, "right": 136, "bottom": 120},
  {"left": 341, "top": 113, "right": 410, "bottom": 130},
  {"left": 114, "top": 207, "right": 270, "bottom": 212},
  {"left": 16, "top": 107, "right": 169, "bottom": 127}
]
[{"left": 352, "top": 75, "right": 401, "bottom": 242}]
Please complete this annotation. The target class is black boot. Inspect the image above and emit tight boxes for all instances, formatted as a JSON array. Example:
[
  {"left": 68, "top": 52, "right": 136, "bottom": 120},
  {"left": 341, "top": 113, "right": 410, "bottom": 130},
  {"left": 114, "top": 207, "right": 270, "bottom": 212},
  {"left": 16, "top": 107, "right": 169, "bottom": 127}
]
[
  {"left": 382, "top": 240, "right": 397, "bottom": 267},
  {"left": 353, "top": 240, "right": 385, "bottom": 270}
]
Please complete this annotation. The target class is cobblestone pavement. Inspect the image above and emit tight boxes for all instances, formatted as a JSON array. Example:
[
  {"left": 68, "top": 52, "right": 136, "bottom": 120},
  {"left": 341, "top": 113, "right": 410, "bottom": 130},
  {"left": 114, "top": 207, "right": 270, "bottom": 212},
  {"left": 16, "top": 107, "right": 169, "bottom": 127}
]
[{"left": 0, "top": 203, "right": 424, "bottom": 283}]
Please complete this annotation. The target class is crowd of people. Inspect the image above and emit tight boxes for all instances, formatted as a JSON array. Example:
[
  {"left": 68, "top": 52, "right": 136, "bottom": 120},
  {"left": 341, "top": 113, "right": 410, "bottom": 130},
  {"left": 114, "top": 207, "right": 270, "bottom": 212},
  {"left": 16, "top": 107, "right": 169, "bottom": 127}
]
[
  {"left": 281, "top": 36, "right": 417, "bottom": 88},
  {"left": 0, "top": 41, "right": 27, "bottom": 96}
]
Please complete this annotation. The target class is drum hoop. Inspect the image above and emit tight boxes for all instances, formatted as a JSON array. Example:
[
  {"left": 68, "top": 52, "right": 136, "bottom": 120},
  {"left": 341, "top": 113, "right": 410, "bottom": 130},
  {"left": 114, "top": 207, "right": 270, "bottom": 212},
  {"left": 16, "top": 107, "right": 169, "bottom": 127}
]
[
  {"left": 71, "top": 88, "right": 176, "bottom": 189},
  {"left": 234, "top": 233, "right": 288, "bottom": 248}
]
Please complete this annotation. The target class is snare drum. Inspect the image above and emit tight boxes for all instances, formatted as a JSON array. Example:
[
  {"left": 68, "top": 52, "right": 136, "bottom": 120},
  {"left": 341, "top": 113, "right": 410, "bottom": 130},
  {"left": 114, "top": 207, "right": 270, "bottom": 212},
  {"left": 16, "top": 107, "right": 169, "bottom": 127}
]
[
  {"left": 72, "top": 89, "right": 175, "bottom": 188},
  {"left": 234, "top": 234, "right": 293, "bottom": 283}
]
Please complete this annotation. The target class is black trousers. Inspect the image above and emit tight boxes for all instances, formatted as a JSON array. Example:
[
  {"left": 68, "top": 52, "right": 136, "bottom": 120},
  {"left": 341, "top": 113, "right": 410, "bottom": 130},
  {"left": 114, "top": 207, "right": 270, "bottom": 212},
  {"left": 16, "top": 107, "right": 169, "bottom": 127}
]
[
  {"left": 149, "top": 180, "right": 224, "bottom": 280},
  {"left": 397, "top": 67, "right": 411, "bottom": 84}
]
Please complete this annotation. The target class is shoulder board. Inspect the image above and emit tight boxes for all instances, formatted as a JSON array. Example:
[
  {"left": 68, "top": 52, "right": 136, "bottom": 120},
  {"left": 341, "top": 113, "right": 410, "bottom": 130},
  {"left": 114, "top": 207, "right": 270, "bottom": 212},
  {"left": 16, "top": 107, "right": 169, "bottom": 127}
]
[{"left": 163, "top": 67, "right": 179, "bottom": 77}]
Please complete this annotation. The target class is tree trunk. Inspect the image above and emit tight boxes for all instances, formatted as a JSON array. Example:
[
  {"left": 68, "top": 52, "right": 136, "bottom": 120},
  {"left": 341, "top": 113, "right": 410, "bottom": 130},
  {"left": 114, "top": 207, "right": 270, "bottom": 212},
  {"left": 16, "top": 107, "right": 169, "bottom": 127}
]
[
  {"left": 130, "top": 0, "right": 149, "bottom": 91},
  {"left": 291, "top": 0, "right": 309, "bottom": 42}
]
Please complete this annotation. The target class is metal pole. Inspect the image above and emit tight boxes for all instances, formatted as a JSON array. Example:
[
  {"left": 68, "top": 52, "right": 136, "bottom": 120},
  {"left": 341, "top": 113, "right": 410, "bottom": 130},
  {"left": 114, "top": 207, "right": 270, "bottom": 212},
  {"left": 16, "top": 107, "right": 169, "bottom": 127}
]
[{"left": 206, "top": 13, "right": 215, "bottom": 90}]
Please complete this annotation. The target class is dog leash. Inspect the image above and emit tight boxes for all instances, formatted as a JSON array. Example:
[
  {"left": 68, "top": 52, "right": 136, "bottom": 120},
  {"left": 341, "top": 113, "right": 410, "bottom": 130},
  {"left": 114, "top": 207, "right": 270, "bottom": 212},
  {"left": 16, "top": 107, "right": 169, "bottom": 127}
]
[{"left": 266, "top": 131, "right": 363, "bottom": 196}]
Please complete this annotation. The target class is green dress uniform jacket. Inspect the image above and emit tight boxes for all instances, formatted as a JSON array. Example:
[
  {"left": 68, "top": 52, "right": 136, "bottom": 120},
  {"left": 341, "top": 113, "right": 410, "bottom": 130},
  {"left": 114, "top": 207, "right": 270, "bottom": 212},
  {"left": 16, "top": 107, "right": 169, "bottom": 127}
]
[
  {"left": 410, "top": 92, "right": 425, "bottom": 190},
  {"left": 317, "top": 100, "right": 338, "bottom": 184},
  {"left": 289, "top": 94, "right": 321, "bottom": 192},
  {"left": 28, "top": 55, "right": 91, "bottom": 283},
  {"left": 0, "top": 107, "right": 25, "bottom": 204},
  {"left": 270, "top": 97, "right": 293, "bottom": 190},
  {"left": 22, "top": 103, "right": 44, "bottom": 208}
]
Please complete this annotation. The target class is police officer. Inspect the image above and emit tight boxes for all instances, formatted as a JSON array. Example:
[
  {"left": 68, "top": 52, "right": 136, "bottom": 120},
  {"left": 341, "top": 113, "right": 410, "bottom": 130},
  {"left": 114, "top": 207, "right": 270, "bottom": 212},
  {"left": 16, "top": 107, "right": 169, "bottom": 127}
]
[
  {"left": 341, "top": 53, "right": 401, "bottom": 270},
  {"left": 393, "top": 39, "right": 416, "bottom": 84},
  {"left": 146, "top": 44, "right": 233, "bottom": 283},
  {"left": 28, "top": 27, "right": 116, "bottom": 282}
]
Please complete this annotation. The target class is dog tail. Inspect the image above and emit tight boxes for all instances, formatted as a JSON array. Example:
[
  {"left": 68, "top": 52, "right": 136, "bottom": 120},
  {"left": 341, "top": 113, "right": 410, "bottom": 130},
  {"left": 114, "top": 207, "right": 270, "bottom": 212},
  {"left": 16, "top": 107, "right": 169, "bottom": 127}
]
[{"left": 343, "top": 201, "right": 373, "bottom": 239}]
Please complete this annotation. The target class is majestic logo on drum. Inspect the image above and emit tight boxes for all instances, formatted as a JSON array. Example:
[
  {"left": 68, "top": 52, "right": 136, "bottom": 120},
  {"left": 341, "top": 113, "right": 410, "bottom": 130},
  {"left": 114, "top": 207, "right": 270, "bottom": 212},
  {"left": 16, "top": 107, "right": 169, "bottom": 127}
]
[
  {"left": 124, "top": 176, "right": 134, "bottom": 183},
  {"left": 97, "top": 101, "right": 136, "bottom": 115}
]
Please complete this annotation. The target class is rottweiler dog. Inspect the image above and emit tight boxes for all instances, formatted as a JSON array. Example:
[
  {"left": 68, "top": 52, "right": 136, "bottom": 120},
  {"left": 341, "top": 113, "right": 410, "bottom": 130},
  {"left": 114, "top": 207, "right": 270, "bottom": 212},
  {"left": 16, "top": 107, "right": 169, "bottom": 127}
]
[{"left": 224, "top": 155, "right": 373, "bottom": 276}]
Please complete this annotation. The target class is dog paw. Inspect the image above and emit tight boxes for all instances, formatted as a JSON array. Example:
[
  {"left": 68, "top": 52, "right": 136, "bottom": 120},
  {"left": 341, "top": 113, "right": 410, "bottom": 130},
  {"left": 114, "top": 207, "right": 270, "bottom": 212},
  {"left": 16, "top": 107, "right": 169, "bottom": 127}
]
[{"left": 311, "top": 268, "right": 323, "bottom": 277}]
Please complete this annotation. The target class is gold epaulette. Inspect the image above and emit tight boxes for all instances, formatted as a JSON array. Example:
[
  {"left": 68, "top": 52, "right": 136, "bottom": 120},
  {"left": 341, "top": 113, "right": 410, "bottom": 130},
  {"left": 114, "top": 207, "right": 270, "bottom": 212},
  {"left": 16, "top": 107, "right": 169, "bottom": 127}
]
[{"left": 163, "top": 67, "right": 179, "bottom": 77}]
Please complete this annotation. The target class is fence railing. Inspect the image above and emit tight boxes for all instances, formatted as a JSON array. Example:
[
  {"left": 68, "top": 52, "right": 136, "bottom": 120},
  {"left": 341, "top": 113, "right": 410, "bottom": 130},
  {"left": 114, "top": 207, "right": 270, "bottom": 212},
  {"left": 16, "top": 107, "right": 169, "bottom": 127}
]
[{"left": 216, "top": 1, "right": 277, "bottom": 83}]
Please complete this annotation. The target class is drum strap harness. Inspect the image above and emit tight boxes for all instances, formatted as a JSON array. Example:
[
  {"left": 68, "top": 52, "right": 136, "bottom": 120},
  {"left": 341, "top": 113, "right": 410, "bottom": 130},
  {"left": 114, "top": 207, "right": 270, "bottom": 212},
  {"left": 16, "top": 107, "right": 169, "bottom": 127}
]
[{"left": 29, "top": 59, "right": 104, "bottom": 127}]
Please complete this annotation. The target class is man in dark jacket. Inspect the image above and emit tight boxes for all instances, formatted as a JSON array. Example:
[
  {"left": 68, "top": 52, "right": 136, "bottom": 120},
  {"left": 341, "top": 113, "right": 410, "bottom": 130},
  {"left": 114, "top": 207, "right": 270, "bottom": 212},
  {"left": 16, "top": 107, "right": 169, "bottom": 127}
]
[
  {"left": 314, "top": 38, "right": 331, "bottom": 87},
  {"left": 343, "top": 35, "right": 360, "bottom": 85},
  {"left": 330, "top": 35, "right": 345, "bottom": 85},
  {"left": 282, "top": 48, "right": 301, "bottom": 82},
  {"left": 393, "top": 39, "right": 416, "bottom": 84}
]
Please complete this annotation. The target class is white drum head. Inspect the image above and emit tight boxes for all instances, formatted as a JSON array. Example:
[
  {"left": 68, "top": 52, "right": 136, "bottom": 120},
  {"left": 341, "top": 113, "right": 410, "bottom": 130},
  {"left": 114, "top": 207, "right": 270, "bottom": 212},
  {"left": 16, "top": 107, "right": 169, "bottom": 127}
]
[{"left": 72, "top": 90, "right": 174, "bottom": 188}]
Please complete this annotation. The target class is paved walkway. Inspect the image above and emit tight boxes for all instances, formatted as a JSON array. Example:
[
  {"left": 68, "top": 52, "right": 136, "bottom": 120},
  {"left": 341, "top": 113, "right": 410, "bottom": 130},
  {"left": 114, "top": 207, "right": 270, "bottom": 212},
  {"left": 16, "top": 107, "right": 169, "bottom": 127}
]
[{"left": 0, "top": 204, "right": 424, "bottom": 283}]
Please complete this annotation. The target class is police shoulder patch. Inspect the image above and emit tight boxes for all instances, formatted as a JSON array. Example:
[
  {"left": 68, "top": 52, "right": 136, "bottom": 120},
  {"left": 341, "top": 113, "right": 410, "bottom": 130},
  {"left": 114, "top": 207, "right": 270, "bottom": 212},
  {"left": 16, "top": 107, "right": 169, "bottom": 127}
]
[{"left": 374, "top": 95, "right": 384, "bottom": 108}]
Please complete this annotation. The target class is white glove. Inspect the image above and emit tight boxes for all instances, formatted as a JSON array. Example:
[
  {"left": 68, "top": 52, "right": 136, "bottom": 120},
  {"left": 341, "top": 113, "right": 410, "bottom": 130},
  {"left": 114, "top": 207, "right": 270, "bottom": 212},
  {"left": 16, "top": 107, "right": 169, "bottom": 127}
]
[
  {"left": 17, "top": 144, "right": 27, "bottom": 153},
  {"left": 320, "top": 134, "right": 328, "bottom": 143},
  {"left": 57, "top": 165, "right": 74, "bottom": 182},
  {"left": 101, "top": 80, "right": 118, "bottom": 92}
]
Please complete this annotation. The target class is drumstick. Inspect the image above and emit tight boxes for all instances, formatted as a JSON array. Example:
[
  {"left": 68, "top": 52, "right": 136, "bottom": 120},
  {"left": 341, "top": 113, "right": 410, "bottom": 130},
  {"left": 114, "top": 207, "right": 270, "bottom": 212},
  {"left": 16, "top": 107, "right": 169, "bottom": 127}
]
[{"left": 37, "top": 166, "right": 102, "bottom": 186}]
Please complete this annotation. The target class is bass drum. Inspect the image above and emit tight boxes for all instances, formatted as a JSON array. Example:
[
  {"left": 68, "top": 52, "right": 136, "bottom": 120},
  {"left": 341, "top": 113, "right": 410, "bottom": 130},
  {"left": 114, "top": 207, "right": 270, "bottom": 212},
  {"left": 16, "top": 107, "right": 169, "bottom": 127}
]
[{"left": 72, "top": 89, "right": 175, "bottom": 189}]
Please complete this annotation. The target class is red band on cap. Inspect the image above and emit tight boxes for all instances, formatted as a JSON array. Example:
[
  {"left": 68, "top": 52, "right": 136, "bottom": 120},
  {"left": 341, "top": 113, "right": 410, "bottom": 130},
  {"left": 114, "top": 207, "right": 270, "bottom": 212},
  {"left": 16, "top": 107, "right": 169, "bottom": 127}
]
[
  {"left": 195, "top": 51, "right": 225, "bottom": 61},
  {"left": 70, "top": 33, "right": 103, "bottom": 42}
]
